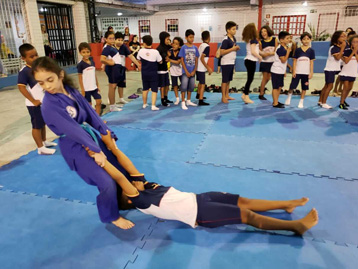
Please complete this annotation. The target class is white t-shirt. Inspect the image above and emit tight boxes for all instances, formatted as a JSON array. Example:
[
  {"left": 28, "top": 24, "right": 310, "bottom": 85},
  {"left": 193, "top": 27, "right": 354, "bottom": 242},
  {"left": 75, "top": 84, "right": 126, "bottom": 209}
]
[
  {"left": 340, "top": 48, "right": 358, "bottom": 78},
  {"left": 17, "top": 65, "right": 45, "bottom": 107},
  {"left": 270, "top": 45, "right": 288, "bottom": 74},
  {"left": 221, "top": 36, "right": 237, "bottom": 66},
  {"left": 245, "top": 39, "right": 260, "bottom": 62},
  {"left": 293, "top": 47, "right": 315, "bottom": 75},
  {"left": 260, "top": 37, "right": 276, "bottom": 63},
  {"left": 324, "top": 45, "right": 342, "bottom": 72},
  {"left": 197, "top": 43, "right": 210, "bottom": 72},
  {"left": 77, "top": 59, "right": 97, "bottom": 91}
]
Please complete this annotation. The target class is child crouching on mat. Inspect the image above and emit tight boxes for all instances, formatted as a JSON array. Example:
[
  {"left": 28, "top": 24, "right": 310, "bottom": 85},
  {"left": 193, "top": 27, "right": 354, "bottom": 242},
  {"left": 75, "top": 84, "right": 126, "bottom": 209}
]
[
  {"left": 87, "top": 149, "right": 318, "bottom": 234},
  {"left": 338, "top": 34, "right": 358, "bottom": 110},
  {"left": 285, "top": 32, "right": 315, "bottom": 108},
  {"left": 32, "top": 56, "right": 148, "bottom": 229}
]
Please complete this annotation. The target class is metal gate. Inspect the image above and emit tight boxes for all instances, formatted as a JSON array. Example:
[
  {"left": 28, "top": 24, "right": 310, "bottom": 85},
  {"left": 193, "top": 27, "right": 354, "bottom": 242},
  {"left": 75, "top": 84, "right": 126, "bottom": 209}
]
[{"left": 38, "top": 2, "right": 76, "bottom": 66}]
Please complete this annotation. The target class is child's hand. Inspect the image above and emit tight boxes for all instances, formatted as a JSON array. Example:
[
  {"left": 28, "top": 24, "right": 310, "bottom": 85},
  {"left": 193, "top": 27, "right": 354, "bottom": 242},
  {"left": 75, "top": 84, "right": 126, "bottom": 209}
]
[
  {"left": 185, "top": 71, "right": 191, "bottom": 77},
  {"left": 292, "top": 72, "right": 296, "bottom": 78},
  {"left": 284, "top": 73, "right": 287, "bottom": 77},
  {"left": 108, "top": 59, "right": 115, "bottom": 66},
  {"left": 137, "top": 64, "right": 142, "bottom": 71},
  {"left": 190, "top": 71, "right": 196, "bottom": 77},
  {"left": 309, "top": 73, "right": 313, "bottom": 79},
  {"left": 97, "top": 88, "right": 101, "bottom": 93},
  {"left": 86, "top": 148, "right": 107, "bottom": 167},
  {"left": 165, "top": 56, "right": 169, "bottom": 62},
  {"left": 207, "top": 66, "right": 213, "bottom": 75},
  {"left": 81, "top": 91, "right": 85, "bottom": 96},
  {"left": 258, "top": 56, "right": 263, "bottom": 62},
  {"left": 32, "top": 100, "right": 41, "bottom": 107},
  {"left": 132, "top": 181, "right": 145, "bottom": 191},
  {"left": 233, "top": 45, "right": 240, "bottom": 51}
]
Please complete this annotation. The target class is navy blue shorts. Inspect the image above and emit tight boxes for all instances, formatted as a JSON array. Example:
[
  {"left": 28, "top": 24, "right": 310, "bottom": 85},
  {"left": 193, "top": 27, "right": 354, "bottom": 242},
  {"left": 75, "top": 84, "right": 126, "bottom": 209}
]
[
  {"left": 324, "top": 71, "right": 337, "bottom": 84},
  {"left": 221, "top": 65, "right": 234, "bottom": 83},
  {"left": 105, "top": 65, "right": 112, "bottom": 83},
  {"left": 340, "top": 75, "right": 356, "bottom": 82},
  {"left": 27, "top": 106, "right": 45, "bottom": 129},
  {"left": 196, "top": 71, "right": 206, "bottom": 84},
  {"left": 196, "top": 192, "right": 241, "bottom": 228},
  {"left": 85, "top": 89, "right": 101, "bottom": 102},
  {"left": 158, "top": 73, "right": 170, "bottom": 88},
  {"left": 171, "top": 75, "right": 181, "bottom": 87},
  {"left": 271, "top": 72, "right": 285, "bottom": 89},
  {"left": 142, "top": 80, "right": 158, "bottom": 93},
  {"left": 289, "top": 74, "right": 309, "bottom": 91},
  {"left": 259, "top": 62, "right": 273, "bottom": 73}
]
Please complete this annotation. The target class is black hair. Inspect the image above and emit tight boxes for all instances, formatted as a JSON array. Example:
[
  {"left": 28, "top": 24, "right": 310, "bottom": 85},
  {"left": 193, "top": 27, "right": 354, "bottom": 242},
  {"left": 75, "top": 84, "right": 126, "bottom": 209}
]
[
  {"left": 159, "top": 31, "right": 170, "bottom": 44},
  {"left": 19, "top": 43, "right": 35, "bottom": 57},
  {"left": 201, "top": 30, "right": 210, "bottom": 41},
  {"left": 142, "top": 35, "right": 153, "bottom": 46},
  {"left": 300, "top": 32, "right": 312, "bottom": 40},
  {"left": 133, "top": 34, "right": 138, "bottom": 39},
  {"left": 346, "top": 27, "right": 354, "bottom": 32},
  {"left": 78, "top": 42, "right": 91, "bottom": 52},
  {"left": 259, "top": 25, "right": 274, "bottom": 39},
  {"left": 278, "top": 31, "right": 290, "bottom": 40},
  {"left": 173, "top": 36, "right": 184, "bottom": 47},
  {"left": 32, "top": 56, "right": 76, "bottom": 89},
  {"left": 115, "top": 31, "right": 124, "bottom": 40},
  {"left": 330, "top": 30, "right": 344, "bottom": 46},
  {"left": 348, "top": 31, "right": 356, "bottom": 37},
  {"left": 185, "top": 29, "right": 195, "bottom": 37},
  {"left": 104, "top": 31, "right": 115, "bottom": 39},
  {"left": 225, "top": 21, "right": 237, "bottom": 32},
  {"left": 107, "top": 26, "right": 113, "bottom": 31}
]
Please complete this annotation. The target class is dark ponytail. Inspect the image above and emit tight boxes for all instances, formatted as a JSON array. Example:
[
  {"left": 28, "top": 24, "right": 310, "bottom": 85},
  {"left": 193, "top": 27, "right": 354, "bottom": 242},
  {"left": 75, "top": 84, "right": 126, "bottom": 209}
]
[{"left": 32, "top": 57, "right": 77, "bottom": 90}]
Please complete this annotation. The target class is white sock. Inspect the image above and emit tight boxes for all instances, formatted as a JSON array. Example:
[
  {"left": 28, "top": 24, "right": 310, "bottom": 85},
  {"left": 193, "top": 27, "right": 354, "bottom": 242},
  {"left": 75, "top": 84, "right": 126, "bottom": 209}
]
[
  {"left": 174, "top": 97, "right": 180, "bottom": 105},
  {"left": 151, "top": 105, "right": 159, "bottom": 111},
  {"left": 186, "top": 100, "right": 197, "bottom": 106},
  {"left": 298, "top": 99, "right": 304, "bottom": 108},
  {"left": 120, "top": 98, "right": 128, "bottom": 104},
  {"left": 43, "top": 141, "right": 57, "bottom": 147},
  {"left": 181, "top": 101, "right": 188, "bottom": 110},
  {"left": 143, "top": 104, "right": 148, "bottom": 109},
  {"left": 38, "top": 146, "right": 56, "bottom": 155},
  {"left": 285, "top": 93, "right": 292, "bottom": 105}
]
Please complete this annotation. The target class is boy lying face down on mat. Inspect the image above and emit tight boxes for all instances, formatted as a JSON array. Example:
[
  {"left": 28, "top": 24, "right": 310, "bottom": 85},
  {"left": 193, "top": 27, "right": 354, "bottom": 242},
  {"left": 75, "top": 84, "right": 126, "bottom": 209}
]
[{"left": 33, "top": 56, "right": 318, "bottom": 234}]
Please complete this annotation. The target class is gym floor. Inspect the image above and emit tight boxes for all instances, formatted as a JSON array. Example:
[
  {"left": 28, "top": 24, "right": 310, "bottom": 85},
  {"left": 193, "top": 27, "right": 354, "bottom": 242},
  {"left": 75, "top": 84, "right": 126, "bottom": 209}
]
[{"left": 1, "top": 71, "right": 358, "bottom": 268}]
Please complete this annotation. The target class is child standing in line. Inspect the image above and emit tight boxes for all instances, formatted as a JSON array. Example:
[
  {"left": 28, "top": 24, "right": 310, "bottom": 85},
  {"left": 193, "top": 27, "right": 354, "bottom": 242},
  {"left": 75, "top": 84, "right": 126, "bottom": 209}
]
[
  {"left": 77, "top": 42, "right": 102, "bottom": 115},
  {"left": 137, "top": 35, "right": 162, "bottom": 110},
  {"left": 100, "top": 31, "right": 122, "bottom": 112},
  {"left": 113, "top": 32, "right": 141, "bottom": 105},
  {"left": 258, "top": 25, "right": 278, "bottom": 100},
  {"left": 220, "top": 21, "right": 240, "bottom": 103},
  {"left": 157, "top": 31, "right": 172, "bottom": 106},
  {"left": 168, "top": 37, "right": 184, "bottom": 105},
  {"left": 242, "top": 23, "right": 262, "bottom": 104},
  {"left": 285, "top": 32, "right": 315, "bottom": 108},
  {"left": 270, "top": 31, "right": 292, "bottom": 108},
  {"left": 318, "top": 31, "right": 347, "bottom": 109},
  {"left": 179, "top": 29, "right": 200, "bottom": 110},
  {"left": 17, "top": 44, "right": 56, "bottom": 155},
  {"left": 338, "top": 34, "right": 358, "bottom": 110},
  {"left": 129, "top": 35, "right": 141, "bottom": 71},
  {"left": 196, "top": 30, "right": 212, "bottom": 106}
]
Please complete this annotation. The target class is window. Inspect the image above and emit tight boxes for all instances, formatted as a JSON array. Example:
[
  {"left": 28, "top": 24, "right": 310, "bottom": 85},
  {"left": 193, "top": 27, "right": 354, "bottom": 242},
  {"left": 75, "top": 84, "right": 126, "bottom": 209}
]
[
  {"left": 138, "top": 20, "right": 151, "bottom": 41},
  {"left": 272, "top": 15, "right": 306, "bottom": 36},
  {"left": 345, "top": 6, "right": 358, "bottom": 17},
  {"left": 165, "top": 19, "right": 179, "bottom": 36}
]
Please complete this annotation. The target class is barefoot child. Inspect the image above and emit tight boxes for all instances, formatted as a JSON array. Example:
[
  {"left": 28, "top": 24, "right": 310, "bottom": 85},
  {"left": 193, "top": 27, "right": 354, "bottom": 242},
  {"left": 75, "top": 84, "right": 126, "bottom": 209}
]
[
  {"left": 285, "top": 32, "right": 315, "bottom": 108},
  {"left": 338, "top": 34, "right": 358, "bottom": 110},
  {"left": 220, "top": 21, "right": 240, "bottom": 103},
  {"left": 77, "top": 42, "right": 102, "bottom": 115},
  {"left": 179, "top": 29, "right": 200, "bottom": 110},
  {"left": 271, "top": 31, "right": 292, "bottom": 108},
  {"left": 196, "top": 30, "right": 212, "bottom": 106},
  {"left": 137, "top": 35, "right": 162, "bottom": 110},
  {"left": 17, "top": 44, "right": 56, "bottom": 155},
  {"left": 168, "top": 37, "right": 183, "bottom": 105},
  {"left": 318, "top": 31, "right": 347, "bottom": 109},
  {"left": 33, "top": 56, "right": 145, "bottom": 229}
]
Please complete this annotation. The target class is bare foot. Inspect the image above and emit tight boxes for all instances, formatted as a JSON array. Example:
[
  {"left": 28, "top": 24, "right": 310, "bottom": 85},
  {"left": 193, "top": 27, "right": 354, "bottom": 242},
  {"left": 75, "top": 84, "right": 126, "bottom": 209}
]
[
  {"left": 112, "top": 216, "right": 135, "bottom": 230},
  {"left": 221, "top": 98, "right": 229, "bottom": 103},
  {"left": 285, "top": 197, "right": 309, "bottom": 213},
  {"left": 294, "top": 208, "right": 319, "bottom": 235},
  {"left": 227, "top": 96, "right": 235, "bottom": 100}
]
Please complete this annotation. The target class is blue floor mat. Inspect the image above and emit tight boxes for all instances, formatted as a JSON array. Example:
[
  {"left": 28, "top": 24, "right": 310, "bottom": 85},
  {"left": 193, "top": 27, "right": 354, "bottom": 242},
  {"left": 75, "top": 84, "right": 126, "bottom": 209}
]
[{"left": 0, "top": 190, "right": 157, "bottom": 269}]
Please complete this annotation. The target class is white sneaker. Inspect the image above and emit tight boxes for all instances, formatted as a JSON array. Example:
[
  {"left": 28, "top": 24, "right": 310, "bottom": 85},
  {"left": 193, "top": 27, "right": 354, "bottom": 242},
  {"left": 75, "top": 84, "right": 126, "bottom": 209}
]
[
  {"left": 110, "top": 105, "right": 122, "bottom": 112},
  {"left": 186, "top": 100, "right": 197, "bottom": 106},
  {"left": 151, "top": 106, "right": 159, "bottom": 111},
  {"left": 119, "top": 98, "right": 128, "bottom": 104},
  {"left": 38, "top": 147, "right": 56, "bottom": 155},
  {"left": 43, "top": 141, "right": 57, "bottom": 147},
  {"left": 115, "top": 103, "right": 124, "bottom": 108},
  {"left": 174, "top": 98, "right": 180, "bottom": 105},
  {"left": 298, "top": 101, "right": 304, "bottom": 108},
  {"left": 143, "top": 104, "right": 148, "bottom": 109},
  {"left": 321, "top": 103, "right": 332, "bottom": 109},
  {"left": 181, "top": 102, "right": 188, "bottom": 110}
]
